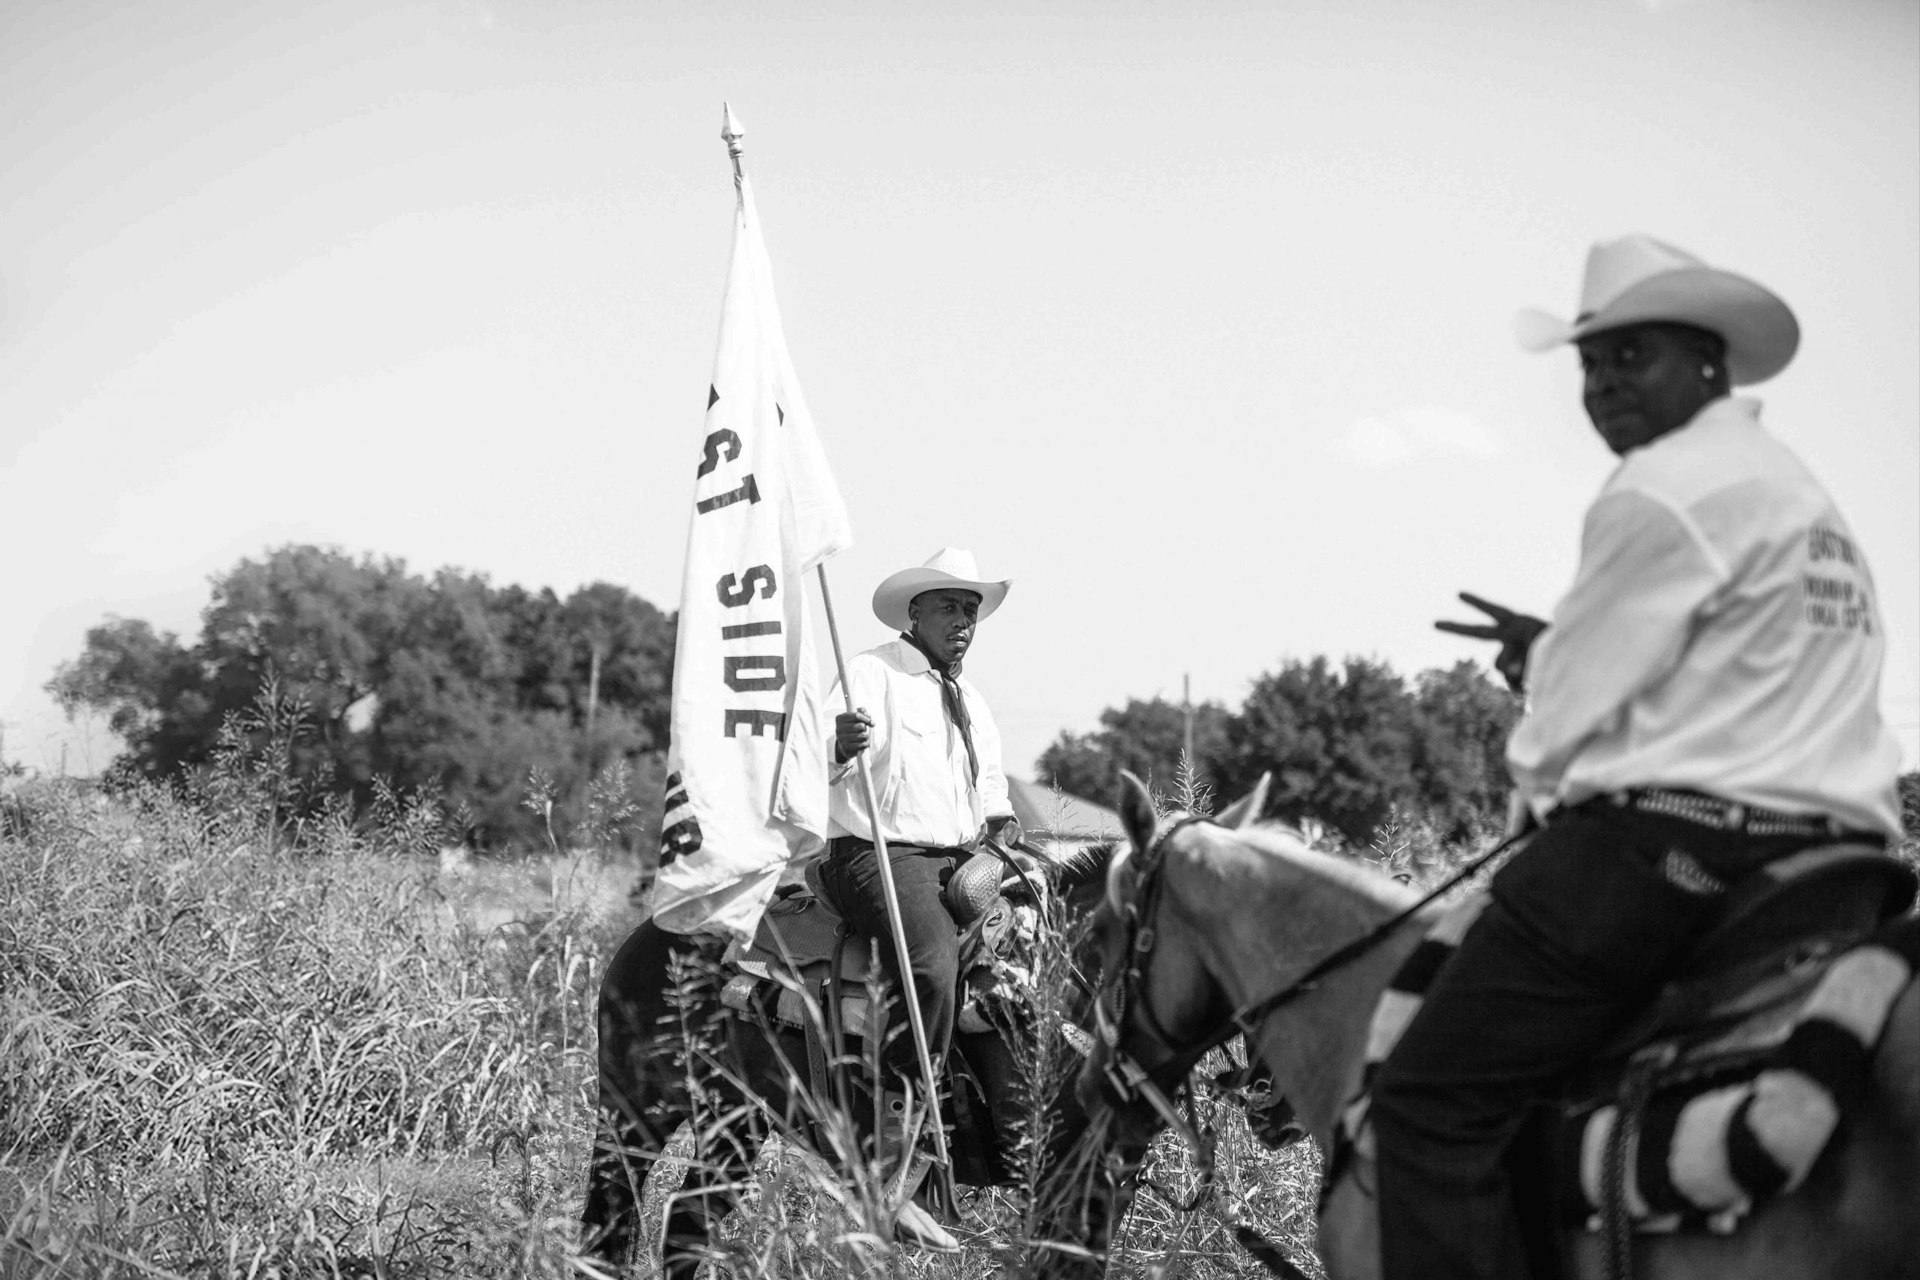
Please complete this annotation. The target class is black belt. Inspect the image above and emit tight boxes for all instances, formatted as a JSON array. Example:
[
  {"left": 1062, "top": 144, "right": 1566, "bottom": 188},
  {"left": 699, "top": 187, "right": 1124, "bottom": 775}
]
[{"left": 1595, "top": 787, "right": 1872, "bottom": 842}]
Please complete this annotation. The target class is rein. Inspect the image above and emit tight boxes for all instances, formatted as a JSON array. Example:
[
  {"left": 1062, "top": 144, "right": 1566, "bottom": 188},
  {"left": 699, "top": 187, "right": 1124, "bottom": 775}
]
[{"left": 1093, "top": 813, "right": 1528, "bottom": 1278}]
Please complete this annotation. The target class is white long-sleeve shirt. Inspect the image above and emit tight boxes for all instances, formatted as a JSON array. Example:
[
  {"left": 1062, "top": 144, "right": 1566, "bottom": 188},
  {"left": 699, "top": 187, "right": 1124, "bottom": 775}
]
[
  {"left": 827, "top": 637, "right": 1013, "bottom": 847},
  {"left": 1509, "top": 396, "right": 1903, "bottom": 839}
]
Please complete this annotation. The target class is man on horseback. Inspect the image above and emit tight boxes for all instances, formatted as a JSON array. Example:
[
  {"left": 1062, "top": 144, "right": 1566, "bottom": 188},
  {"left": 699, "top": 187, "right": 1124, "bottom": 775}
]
[
  {"left": 819, "top": 546, "right": 1021, "bottom": 1251},
  {"left": 1381, "top": 235, "right": 1906, "bottom": 1280}
]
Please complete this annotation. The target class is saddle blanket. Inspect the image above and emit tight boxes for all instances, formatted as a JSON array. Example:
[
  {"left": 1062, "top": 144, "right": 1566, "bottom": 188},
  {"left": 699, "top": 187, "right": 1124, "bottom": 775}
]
[
  {"left": 1332, "top": 890, "right": 1920, "bottom": 1233},
  {"left": 717, "top": 884, "right": 1040, "bottom": 1043}
]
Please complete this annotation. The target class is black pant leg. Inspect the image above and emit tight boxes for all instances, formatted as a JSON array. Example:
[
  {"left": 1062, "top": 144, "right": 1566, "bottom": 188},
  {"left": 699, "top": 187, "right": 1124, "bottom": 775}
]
[{"left": 818, "top": 845, "right": 960, "bottom": 1079}]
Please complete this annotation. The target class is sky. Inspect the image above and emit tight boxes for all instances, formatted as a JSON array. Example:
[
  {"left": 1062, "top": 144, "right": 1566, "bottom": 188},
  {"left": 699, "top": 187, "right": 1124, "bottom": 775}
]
[{"left": 3, "top": 0, "right": 1916, "bottom": 787}]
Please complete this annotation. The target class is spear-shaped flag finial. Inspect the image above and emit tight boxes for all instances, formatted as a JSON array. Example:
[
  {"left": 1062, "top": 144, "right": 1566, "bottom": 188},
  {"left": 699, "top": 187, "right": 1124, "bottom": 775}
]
[{"left": 721, "top": 102, "right": 746, "bottom": 181}]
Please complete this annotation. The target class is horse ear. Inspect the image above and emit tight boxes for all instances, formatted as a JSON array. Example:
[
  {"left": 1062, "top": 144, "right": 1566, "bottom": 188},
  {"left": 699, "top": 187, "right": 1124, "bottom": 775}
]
[
  {"left": 1105, "top": 841, "right": 1136, "bottom": 916},
  {"left": 1115, "top": 770, "right": 1157, "bottom": 852},
  {"left": 1215, "top": 772, "right": 1272, "bottom": 831}
]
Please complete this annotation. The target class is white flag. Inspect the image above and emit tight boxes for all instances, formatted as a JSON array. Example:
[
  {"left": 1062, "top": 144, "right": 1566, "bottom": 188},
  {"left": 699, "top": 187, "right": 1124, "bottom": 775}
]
[{"left": 651, "top": 127, "right": 854, "bottom": 942}]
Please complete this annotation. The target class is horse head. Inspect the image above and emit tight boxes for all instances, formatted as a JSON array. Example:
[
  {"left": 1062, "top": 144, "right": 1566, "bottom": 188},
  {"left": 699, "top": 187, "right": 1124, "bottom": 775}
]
[{"left": 1078, "top": 771, "right": 1271, "bottom": 1142}]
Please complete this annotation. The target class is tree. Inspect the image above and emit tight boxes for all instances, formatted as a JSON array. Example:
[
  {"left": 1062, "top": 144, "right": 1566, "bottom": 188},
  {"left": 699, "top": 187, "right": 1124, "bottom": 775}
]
[
  {"left": 563, "top": 582, "right": 675, "bottom": 751},
  {"left": 1036, "top": 696, "right": 1232, "bottom": 804},
  {"left": 1223, "top": 655, "right": 1421, "bottom": 845},
  {"left": 48, "top": 545, "right": 676, "bottom": 849},
  {"left": 1034, "top": 731, "right": 1112, "bottom": 805},
  {"left": 1409, "top": 660, "right": 1522, "bottom": 838},
  {"left": 46, "top": 617, "right": 208, "bottom": 777},
  {"left": 195, "top": 547, "right": 421, "bottom": 794}
]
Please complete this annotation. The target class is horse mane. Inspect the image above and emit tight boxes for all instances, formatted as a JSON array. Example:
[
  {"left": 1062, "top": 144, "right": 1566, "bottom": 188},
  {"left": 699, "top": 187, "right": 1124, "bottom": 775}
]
[
  {"left": 1223, "top": 822, "right": 1422, "bottom": 913},
  {"left": 1046, "top": 839, "right": 1118, "bottom": 890}
]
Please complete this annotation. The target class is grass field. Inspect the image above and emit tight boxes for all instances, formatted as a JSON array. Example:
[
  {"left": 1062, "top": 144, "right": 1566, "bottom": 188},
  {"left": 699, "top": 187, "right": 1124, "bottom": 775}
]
[
  {"left": 0, "top": 749, "right": 1338, "bottom": 1280},
  {"left": 6, "top": 751, "right": 1912, "bottom": 1279}
]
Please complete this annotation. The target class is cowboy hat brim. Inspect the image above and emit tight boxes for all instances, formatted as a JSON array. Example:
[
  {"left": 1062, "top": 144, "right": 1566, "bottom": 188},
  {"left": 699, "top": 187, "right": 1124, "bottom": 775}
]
[
  {"left": 872, "top": 569, "right": 1011, "bottom": 632},
  {"left": 1514, "top": 265, "right": 1799, "bottom": 386}
]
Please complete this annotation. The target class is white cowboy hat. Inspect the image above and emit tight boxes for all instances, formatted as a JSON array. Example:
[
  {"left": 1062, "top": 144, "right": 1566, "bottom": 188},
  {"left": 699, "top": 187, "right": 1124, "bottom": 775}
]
[
  {"left": 871, "top": 547, "right": 1011, "bottom": 631},
  {"left": 1513, "top": 234, "right": 1799, "bottom": 386}
]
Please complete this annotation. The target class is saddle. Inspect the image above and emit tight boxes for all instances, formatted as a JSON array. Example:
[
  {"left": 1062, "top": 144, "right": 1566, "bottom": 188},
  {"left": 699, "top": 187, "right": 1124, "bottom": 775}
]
[
  {"left": 1548, "top": 845, "right": 1918, "bottom": 1234},
  {"left": 716, "top": 846, "right": 1037, "bottom": 1044},
  {"left": 1333, "top": 843, "right": 1920, "bottom": 1243}
]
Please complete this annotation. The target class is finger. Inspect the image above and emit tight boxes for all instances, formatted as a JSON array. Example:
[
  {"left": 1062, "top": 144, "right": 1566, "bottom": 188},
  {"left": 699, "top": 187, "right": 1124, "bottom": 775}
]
[
  {"left": 1435, "top": 621, "right": 1502, "bottom": 639},
  {"left": 1456, "top": 591, "right": 1513, "bottom": 621}
]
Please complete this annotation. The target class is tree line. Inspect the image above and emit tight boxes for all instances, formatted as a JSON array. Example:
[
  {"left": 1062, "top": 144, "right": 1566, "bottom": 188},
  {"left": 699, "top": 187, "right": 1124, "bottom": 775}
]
[
  {"left": 48, "top": 545, "right": 674, "bottom": 848},
  {"left": 51, "top": 544, "right": 1527, "bottom": 853},
  {"left": 1039, "top": 655, "right": 1521, "bottom": 846}
]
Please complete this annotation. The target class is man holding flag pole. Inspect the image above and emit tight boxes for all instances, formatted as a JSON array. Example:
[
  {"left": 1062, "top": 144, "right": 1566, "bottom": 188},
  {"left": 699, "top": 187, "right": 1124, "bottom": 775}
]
[
  {"left": 816, "top": 548, "right": 1023, "bottom": 1251},
  {"left": 647, "top": 104, "right": 963, "bottom": 1251}
]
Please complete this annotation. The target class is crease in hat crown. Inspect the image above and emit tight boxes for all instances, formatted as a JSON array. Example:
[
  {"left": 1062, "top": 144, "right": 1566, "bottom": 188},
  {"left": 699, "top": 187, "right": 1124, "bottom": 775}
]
[
  {"left": 871, "top": 547, "right": 1012, "bottom": 632},
  {"left": 1512, "top": 233, "right": 1799, "bottom": 386}
]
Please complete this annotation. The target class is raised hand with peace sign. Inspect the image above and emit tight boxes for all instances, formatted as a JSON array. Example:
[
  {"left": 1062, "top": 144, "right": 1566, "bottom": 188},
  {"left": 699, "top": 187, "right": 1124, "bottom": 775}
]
[{"left": 1434, "top": 592, "right": 1548, "bottom": 692}]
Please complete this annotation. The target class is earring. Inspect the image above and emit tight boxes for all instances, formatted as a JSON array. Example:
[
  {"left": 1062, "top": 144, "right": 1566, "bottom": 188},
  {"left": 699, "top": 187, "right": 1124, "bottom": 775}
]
[{"left": 1702, "top": 364, "right": 1716, "bottom": 379}]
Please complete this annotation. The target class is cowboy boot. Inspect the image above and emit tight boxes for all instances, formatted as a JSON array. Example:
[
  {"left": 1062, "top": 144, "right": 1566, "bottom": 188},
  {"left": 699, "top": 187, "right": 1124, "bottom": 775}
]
[{"left": 878, "top": 1089, "right": 959, "bottom": 1253}]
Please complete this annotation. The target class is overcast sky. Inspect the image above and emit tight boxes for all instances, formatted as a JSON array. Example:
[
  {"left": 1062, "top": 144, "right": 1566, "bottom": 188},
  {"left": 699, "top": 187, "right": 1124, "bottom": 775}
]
[{"left": 4, "top": 0, "right": 1916, "bottom": 786}]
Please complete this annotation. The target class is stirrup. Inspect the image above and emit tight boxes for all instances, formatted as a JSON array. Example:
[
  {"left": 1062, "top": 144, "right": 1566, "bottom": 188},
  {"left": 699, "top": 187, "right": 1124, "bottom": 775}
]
[{"left": 876, "top": 1089, "right": 958, "bottom": 1250}]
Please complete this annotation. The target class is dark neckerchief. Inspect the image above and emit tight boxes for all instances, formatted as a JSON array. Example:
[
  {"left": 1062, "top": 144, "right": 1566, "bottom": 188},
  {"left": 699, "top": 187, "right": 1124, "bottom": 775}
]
[{"left": 902, "top": 631, "right": 979, "bottom": 785}]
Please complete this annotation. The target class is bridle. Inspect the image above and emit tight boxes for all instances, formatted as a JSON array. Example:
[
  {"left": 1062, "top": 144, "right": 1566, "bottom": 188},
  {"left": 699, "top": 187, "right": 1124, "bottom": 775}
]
[
  {"left": 1088, "top": 811, "right": 1525, "bottom": 1277},
  {"left": 1092, "top": 814, "right": 1221, "bottom": 1125}
]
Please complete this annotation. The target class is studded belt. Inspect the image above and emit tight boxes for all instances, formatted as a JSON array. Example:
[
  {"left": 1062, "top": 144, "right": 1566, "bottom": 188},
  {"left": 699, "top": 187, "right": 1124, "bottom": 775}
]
[{"left": 1602, "top": 787, "right": 1865, "bottom": 841}]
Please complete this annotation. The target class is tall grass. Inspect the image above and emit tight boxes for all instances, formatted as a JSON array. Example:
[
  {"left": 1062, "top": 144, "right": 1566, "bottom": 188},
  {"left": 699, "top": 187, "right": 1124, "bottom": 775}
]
[
  {"left": 0, "top": 725, "right": 1434, "bottom": 1280},
  {"left": 0, "top": 695, "right": 620, "bottom": 1279}
]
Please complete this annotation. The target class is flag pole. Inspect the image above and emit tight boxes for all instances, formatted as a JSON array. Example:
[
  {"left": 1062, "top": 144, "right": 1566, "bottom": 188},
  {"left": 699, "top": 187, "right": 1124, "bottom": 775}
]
[
  {"left": 815, "top": 562, "right": 959, "bottom": 1212},
  {"left": 721, "top": 104, "right": 955, "bottom": 1214}
]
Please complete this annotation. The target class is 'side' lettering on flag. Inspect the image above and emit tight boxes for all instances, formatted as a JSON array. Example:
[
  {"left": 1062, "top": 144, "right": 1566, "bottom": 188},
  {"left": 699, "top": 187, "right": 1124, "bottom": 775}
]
[{"left": 651, "top": 111, "right": 853, "bottom": 942}]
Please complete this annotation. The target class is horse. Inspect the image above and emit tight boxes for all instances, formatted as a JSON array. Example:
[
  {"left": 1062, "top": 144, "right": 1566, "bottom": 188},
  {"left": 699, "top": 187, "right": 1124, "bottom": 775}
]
[
  {"left": 1076, "top": 772, "right": 1920, "bottom": 1280},
  {"left": 581, "top": 841, "right": 1132, "bottom": 1278}
]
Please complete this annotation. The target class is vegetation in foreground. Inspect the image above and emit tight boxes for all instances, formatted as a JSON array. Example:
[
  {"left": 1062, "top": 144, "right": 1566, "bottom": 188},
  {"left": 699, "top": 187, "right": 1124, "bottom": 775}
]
[
  {"left": 4, "top": 722, "right": 1912, "bottom": 1278},
  {"left": 0, "top": 722, "right": 1340, "bottom": 1279}
]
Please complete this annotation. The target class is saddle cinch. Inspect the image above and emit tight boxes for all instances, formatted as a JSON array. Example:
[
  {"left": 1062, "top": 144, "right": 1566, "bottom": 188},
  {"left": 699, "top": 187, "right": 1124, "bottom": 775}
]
[
  {"left": 717, "top": 844, "right": 1037, "bottom": 1046},
  {"left": 1336, "top": 842, "right": 1920, "bottom": 1245}
]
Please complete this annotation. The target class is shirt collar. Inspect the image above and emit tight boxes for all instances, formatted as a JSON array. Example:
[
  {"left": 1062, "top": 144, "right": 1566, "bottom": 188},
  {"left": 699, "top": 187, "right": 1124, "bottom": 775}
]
[
  {"left": 890, "top": 636, "right": 933, "bottom": 675},
  {"left": 1620, "top": 395, "right": 1762, "bottom": 471},
  {"left": 1693, "top": 395, "right": 1761, "bottom": 430}
]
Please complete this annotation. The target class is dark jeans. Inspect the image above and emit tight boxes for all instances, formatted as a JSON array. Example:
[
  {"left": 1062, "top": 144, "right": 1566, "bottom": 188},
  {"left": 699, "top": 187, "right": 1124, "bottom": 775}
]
[
  {"left": 1369, "top": 805, "right": 1830, "bottom": 1280},
  {"left": 815, "top": 840, "right": 963, "bottom": 1081}
]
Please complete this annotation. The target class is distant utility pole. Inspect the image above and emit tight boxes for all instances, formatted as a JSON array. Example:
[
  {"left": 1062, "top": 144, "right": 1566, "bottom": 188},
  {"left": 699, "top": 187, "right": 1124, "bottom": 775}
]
[
  {"left": 1182, "top": 673, "right": 1194, "bottom": 767},
  {"left": 586, "top": 640, "right": 604, "bottom": 735}
]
